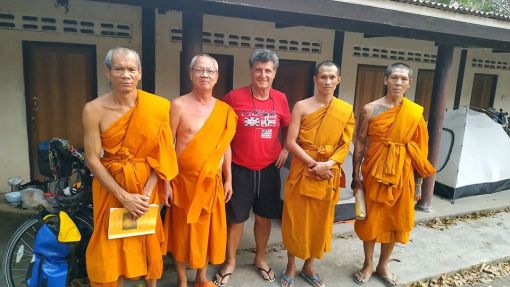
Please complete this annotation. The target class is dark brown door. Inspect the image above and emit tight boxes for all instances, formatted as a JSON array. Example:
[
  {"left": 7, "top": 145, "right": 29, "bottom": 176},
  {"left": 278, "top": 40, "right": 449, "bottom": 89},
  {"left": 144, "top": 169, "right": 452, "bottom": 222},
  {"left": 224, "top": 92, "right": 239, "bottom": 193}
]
[
  {"left": 180, "top": 53, "right": 234, "bottom": 99},
  {"left": 354, "top": 65, "right": 386, "bottom": 118},
  {"left": 470, "top": 73, "right": 498, "bottom": 108},
  {"left": 23, "top": 42, "right": 96, "bottom": 179},
  {"left": 272, "top": 59, "right": 315, "bottom": 110},
  {"left": 211, "top": 54, "right": 233, "bottom": 99},
  {"left": 414, "top": 69, "right": 435, "bottom": 120}
]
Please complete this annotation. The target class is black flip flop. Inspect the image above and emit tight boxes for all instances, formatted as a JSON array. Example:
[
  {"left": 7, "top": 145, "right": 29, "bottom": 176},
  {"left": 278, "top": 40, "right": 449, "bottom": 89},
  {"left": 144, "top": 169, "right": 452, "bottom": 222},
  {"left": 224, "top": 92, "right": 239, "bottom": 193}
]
[
  {"left": 213, "top": 270, "right": 233, "bottom": 286},
  {"left": 251, "top": 263, "right": 276, "bottom": 282}
]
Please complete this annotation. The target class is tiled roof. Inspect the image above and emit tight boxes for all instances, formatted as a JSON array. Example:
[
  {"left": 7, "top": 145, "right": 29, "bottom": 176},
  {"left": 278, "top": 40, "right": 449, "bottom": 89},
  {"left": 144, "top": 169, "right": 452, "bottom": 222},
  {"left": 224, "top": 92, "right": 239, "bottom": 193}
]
[{"left": 391, "top": 0, "right": 510, "bottom": 22}]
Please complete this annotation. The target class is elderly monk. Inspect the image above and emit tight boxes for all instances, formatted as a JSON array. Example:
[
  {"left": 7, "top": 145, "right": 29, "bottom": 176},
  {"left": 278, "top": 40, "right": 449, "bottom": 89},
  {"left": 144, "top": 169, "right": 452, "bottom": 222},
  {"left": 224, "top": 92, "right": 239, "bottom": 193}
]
[
  {"left": 83, "top": 47, "right": 178, "bottom": 287},
  {"left": 163, "top": 54, "right": 237, "bottom": 287},
  {"left": 281, "top": 61, "right": 354, "bottom": 287},
  {"left": 351, "top": 63, "right": 435, "bottom": 286}
]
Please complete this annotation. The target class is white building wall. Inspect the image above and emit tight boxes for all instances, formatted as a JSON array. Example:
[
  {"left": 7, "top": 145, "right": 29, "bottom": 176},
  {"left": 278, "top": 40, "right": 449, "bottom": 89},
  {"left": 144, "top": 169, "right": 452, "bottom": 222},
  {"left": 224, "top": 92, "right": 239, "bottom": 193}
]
[
  {"left": 1, "top": 0, "right": 510, "bottom": 188},
  {"left": 155, "top": 12, "right": 335, "bottom": 99},
  {"left": 0, "top": 0, "right": 141, "bottom": 188},
  {"left": 339, "top": 32, "right": 461, "bottom": 107},
  {"left": 460, "top": 49, "right": 510, "bottom": 112}
]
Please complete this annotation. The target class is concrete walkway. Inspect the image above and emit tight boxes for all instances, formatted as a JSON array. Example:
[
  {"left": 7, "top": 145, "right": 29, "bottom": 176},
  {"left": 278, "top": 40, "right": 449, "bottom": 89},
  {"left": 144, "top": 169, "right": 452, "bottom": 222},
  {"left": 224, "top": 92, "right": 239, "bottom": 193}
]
[
  {"left": 152, "top": 190, "right": 510, "bottom": 287},
  {"left": 1, "top": 190, "right": 509, "bottom": 287}
]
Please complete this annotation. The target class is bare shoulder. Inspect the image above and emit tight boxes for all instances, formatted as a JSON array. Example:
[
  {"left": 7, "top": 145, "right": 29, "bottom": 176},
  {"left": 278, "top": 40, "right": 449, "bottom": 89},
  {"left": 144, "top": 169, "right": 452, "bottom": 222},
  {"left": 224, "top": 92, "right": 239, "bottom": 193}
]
[
  {"left": 364, "top": 98, "right": 389, "bottom": 119},
  {"left": 291, "top": 99, "right": 308, "bottom": 115},
  {"left": 83, "top": 94, "right": 108, "bottom": 118},
  {"left": 171, "top": 95, "right": 187, "bottom": 111}
]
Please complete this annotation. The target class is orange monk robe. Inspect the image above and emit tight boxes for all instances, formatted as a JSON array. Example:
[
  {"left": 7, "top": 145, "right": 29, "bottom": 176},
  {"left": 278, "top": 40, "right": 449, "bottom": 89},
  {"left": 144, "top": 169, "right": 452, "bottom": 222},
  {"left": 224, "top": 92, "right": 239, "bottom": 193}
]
[
  {"left": 282, "top": 98, "right": 354, "bottom": 260},
  {"left": 86, "top": 90, "right": 178, "bottom": 286},
  {"left": 163, "top": 100, "right": 237, "bottom": 268},
  {"left": 354, "top": 98, "right": 435, "bottom": 244}
]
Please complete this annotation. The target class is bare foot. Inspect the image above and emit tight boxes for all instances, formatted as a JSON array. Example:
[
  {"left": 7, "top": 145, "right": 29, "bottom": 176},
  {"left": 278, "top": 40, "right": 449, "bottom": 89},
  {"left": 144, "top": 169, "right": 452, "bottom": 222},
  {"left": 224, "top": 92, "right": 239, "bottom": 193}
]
[
  {"left": 252, "top": 261, "right": 276, "bottom": 282},
  {"left": 213, "top": 264, "right": 235, "bottom": 286},
  {"left": 280, "top": 272, "right": 295, "bottom": 287},
  {"left": 375, "top": 267, "right": 398, "bottom": 287}
]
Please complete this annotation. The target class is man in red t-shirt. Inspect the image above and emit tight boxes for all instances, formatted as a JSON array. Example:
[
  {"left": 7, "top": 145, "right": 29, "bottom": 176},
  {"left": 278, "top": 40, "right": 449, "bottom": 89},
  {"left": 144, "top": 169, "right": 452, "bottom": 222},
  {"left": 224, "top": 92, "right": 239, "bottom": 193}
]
[{"left": 214, "top": 49, "right": 291, "bottom": 286}]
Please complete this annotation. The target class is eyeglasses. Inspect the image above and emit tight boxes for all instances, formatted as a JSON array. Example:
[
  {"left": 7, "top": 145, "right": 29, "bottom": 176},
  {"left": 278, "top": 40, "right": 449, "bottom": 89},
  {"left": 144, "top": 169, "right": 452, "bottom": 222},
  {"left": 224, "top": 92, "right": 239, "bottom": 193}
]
[{"left": 191, "top": 67, "right": 218, "bottom": 75}]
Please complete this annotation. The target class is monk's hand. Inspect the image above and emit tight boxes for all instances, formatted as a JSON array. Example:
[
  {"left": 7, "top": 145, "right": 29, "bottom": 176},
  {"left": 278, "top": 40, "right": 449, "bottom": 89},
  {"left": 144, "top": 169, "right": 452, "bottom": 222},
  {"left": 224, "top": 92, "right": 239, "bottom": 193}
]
[
  {"left": 224, "top": 181, "right": 233, "bottom": 203},
  {"left": 275, "top": 148, "right": 289, "bottom": 168},
  {"left": 351, "top": 179, "right": 364, "bottom": 195},
  {"left": 309, "top": 160, "right": 335, "bottom": 180},
  {"left": 163, "top": 180, "right": 173, "bottom": 207},
  {"left": 121, "top": 192, "right": 150, "bottom": 218},
  {"left": 415, "top": 183, "right": 422, "bottom": 202},
  {"left": 414, "top": 176, "right": 423, "bottom": 202}
]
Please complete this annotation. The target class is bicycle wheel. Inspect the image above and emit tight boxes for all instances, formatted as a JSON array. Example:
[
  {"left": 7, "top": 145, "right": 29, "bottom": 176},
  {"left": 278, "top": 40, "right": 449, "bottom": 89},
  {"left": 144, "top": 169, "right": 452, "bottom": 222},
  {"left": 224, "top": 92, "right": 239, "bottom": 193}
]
[
  {"left": 2, "top": 215, "right": 93, "bottom": 287},
  {"left": 2, "top": 218, "right": 41, "bottom": 287}
]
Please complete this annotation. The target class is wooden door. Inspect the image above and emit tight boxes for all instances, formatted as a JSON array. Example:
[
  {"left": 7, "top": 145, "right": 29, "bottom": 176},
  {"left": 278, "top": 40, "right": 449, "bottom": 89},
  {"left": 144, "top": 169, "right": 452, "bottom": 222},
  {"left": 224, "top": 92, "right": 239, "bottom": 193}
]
[
  {"left": 180, "top": 53, "right": 233, "bottom": 99},
  {"left": 272, "top": 59, "right": 315, "bottom": 109},
  {"left": 414, "top": 69, "right": 434, "bottom": 120},
  {"left": 354, "top": 65, "right": 386, "bottom": 118},
  {"left": 23, "top": 42, "right": 96, "bottom": 179},
  {"left": 470, "top": 73, "right": 498, "bottom": 109},
  {"left": 211, "top": 54, "right": 233, "bottom": 99}
]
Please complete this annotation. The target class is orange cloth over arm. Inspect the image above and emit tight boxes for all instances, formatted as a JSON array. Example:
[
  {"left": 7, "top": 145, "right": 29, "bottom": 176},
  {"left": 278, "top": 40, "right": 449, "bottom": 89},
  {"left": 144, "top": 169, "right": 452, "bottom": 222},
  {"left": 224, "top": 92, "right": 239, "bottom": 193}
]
[
  {"left": 163, "top": 101, "right": 237, "bottom": 269},
  {"left": 354, "top": 99, "right": 435, "bottom": 244},
  {"left": 86, "top": 90, "right": 178, "bottom": 285},
  {"left": 282, "top": 98, "right": 354, "bottom": 260}
]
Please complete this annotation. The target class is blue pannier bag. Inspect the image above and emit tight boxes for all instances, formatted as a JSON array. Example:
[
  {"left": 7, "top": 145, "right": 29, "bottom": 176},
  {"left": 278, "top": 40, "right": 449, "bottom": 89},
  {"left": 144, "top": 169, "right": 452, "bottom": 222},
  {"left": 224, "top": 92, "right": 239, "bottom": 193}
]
[{"left": 26, "top": 212, "right": 81, "bottom": 287}]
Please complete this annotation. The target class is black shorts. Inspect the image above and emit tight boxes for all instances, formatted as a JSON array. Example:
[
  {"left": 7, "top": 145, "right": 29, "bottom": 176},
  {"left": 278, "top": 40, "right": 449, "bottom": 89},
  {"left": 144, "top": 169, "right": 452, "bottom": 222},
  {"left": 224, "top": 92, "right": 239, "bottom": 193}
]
[{"left": 226, "top": 162, "right": 283, "bottom": 224}]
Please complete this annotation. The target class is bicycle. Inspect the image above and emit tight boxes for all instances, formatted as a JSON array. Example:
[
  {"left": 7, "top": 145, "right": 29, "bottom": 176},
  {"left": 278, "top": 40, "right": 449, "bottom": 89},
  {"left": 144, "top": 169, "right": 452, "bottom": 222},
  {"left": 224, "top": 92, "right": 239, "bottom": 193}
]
[{"left": 2, "top": 138, "right": 94, "bottom": 287}]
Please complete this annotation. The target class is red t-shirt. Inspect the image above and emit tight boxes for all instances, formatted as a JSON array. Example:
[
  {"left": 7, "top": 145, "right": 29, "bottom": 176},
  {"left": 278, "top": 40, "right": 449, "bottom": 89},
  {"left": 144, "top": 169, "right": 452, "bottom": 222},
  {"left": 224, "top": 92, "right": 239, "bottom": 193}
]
[{"left": 223, "top": 86, "right": 291, "bottom": 170}]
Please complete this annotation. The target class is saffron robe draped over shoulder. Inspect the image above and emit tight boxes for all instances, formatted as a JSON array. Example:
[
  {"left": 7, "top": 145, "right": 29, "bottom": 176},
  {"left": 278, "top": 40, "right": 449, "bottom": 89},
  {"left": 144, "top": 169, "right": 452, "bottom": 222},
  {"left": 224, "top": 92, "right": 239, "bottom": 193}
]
[
  {"left": 282, "top": 98, "right": 354, "bottom": 260},
  {"left": 164, "top": 100, "right": 237, "bottom": 269},
  {"left": 354, "top": 98, "right": 435, "bottom": 244},
  {"left": 86, "top": 90, "right": 178, "bottom": 286}
]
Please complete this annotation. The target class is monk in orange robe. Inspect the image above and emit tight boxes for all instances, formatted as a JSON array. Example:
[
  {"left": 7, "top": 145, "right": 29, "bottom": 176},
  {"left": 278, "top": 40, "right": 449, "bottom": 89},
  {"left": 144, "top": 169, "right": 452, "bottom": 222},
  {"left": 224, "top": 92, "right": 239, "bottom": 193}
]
[
  {"left": 352, "top": 63, "right": 435, "bottom": 286},
  {"left": 281, "top": 61, "right": 354, "bottom": 287},
  {"left": 83, "top": 47, "right": 178, "bottom": 287},
  {"left": 163, "top": 54, "right": 237, "bottom": 287}
]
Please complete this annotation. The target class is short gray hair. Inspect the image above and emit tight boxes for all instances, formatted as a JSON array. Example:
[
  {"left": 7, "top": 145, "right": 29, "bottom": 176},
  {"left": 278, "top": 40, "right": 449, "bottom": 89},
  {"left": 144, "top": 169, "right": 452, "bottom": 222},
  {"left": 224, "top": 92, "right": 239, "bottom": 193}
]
[
  {"left": 384, "top": 62, "right": 413, "bottom": 80},
  {"left": 188, "top": 54, "right": 219, "bottom": 71},
  {"left": 249, "top": 48, "right": 279, "bottom": 69},
  {"left": 105, "top": 47, "right": 141, "bottom": 69}
]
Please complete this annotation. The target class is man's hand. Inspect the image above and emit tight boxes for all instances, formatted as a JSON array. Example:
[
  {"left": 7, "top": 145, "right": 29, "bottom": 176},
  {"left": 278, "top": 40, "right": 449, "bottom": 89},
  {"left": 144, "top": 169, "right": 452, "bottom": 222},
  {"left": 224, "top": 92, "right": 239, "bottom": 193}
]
[
  {"left": 415, "top": 184, "right": 422, "bottom": 202},
  {"left": 163, "top": 180, "right": 173, "bottom": 207},
  {"left": 120, "top": 192, "right": 150, "bottom": 218},
  {"left": 351, "top": 179, "right": 364, "bottom": 195},
  {"left": 309, "top": 161, "right": 334, "bottom": 180},
  {"left": 224, "top": 181, "right": 233, "bottom": 203},
  {"left": 275, "top": 148, "right": 289, "bottom": 168}
]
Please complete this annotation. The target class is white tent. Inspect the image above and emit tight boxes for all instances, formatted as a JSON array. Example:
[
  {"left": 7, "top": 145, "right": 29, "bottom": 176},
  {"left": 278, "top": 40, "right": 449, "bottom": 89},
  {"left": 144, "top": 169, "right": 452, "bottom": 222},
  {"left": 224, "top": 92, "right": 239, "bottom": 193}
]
[{"left": 435, "top": 107, "right": 510, "bottom": 201}]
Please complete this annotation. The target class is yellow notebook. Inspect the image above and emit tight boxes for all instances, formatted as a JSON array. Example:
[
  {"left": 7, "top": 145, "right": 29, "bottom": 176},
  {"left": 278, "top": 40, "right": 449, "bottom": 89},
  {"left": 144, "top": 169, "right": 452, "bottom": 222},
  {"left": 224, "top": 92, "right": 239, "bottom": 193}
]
[{"left": 108, "top": 204, "right": 159, "bottom": 239}]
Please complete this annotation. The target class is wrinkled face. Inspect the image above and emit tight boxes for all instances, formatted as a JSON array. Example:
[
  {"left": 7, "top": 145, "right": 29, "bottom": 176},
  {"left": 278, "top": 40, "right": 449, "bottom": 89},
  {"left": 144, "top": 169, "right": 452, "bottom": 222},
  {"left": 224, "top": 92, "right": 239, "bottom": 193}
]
[
  {"left": 250, "top": 61, "right": 276, "bottom": 90},
  {"left": 106, "top": 52, "right": 141, "bottom": 93},
  {"left": 189, "top": 56, "right": 219, "bottom": 91},
  {"left": 384, "top": 67, "right": 411, "bottom": 97},
  {"left": 314, "top": 65, "right": 341, "bottom": 95}
]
